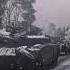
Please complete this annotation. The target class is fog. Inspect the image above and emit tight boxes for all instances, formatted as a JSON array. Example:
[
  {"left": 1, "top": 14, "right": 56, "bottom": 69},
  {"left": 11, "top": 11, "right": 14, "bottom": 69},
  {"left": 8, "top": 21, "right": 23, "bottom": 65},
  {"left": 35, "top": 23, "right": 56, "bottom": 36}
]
[{"left": 34, "top": 0, "right": 70, "bottom": 29}]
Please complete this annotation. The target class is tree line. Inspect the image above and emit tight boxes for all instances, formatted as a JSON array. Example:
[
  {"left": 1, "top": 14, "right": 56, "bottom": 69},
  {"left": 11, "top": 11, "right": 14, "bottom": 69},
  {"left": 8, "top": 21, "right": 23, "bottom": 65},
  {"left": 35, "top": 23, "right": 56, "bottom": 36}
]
[{"left": 0, "top": 0, "right": 42, "bottom": 36}]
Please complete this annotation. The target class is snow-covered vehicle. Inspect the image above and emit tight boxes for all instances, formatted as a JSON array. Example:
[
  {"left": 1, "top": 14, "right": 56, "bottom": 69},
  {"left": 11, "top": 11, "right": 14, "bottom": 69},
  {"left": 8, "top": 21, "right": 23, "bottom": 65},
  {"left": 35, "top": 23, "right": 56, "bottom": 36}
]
[
  {"left": 15, "top": 43, "right": 60, "bottom": 70},
  {"left": 0, "top": 35, "right": 60, "bottom": 70},
  {"left": 0, "top": 35, "right": 51, "bottom": 47}
]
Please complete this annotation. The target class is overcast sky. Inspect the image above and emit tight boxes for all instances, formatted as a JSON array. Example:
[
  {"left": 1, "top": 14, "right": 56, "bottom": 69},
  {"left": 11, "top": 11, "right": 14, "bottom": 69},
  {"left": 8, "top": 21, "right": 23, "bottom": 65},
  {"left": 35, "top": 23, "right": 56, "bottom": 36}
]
[{"left": 33, "top": 0, "right": 70, "bottom": 29}]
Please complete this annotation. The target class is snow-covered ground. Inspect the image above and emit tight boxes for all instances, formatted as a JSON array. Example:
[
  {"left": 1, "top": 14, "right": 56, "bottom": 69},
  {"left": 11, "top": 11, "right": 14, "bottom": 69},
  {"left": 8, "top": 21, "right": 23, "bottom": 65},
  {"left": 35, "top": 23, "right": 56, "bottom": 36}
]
[{"left": 51, "top": 55, "right": 70, "bottom": 70}]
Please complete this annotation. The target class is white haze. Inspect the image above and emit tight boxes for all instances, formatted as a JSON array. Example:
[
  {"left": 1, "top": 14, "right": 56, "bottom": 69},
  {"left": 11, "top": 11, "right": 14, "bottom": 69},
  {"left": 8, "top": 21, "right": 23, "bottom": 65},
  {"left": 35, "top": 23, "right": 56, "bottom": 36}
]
[{"left": 33, "top": 0, "right": 70, "bottom": 29}]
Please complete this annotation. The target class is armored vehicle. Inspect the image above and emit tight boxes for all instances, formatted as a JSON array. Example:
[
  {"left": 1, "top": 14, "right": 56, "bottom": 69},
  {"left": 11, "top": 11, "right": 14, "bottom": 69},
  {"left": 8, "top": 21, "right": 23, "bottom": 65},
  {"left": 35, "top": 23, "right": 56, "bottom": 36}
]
[
  {"left": 0, "top": 35, "right": 60, "bottom": 70},
  {"left": 0, "top": 35, "right": 51, "bottom": 47}
]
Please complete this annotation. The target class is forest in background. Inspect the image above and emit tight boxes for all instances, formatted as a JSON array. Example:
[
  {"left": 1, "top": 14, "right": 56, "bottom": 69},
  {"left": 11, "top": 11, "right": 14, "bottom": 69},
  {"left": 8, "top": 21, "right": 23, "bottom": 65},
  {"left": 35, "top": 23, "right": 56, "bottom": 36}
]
[{"left": 0, "top": 0, "right": 70, "bottom": 44}]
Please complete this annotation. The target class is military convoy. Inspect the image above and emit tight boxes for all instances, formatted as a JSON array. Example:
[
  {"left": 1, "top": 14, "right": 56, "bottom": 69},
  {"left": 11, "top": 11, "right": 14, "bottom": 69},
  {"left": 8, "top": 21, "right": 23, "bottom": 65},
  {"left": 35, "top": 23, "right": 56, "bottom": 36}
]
[{"left": 0, "top": 35, "right": 60, "bottom": 70}]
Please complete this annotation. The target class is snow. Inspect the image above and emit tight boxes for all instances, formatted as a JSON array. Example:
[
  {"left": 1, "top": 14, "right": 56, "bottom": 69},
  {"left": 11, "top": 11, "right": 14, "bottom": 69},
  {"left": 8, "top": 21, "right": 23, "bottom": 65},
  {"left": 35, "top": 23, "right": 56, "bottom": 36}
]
[
  {"left": 27, "top": 35, "right": 46, "bottom": 38},
  {"left": 28, "top": 48, "right": 40, "bottom": 51},
  {"left": 0, "top": 28, "right": 10, "bottom": 36},
  {"left": 34, "top": 44, "right": 41, "bottom": 47}
]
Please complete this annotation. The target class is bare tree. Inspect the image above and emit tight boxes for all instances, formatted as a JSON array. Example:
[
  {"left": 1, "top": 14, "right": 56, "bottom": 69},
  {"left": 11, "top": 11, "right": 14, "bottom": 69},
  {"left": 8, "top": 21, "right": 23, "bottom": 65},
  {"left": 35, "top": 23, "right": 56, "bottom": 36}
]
[
  {"left": 47, "top": 23, "right": 56, "bottom": 37},
  {"left": 55, "top": 26, "right": 70, "bottom": 43},
  {"left": 2, "top": 0, "right": 36, "bottom": 35},
  {"left": 0, "top": 0, "right": 7, "bottom": 29},
  {"left": 20, "top": 0, "right": 36, "bottom": 34}
]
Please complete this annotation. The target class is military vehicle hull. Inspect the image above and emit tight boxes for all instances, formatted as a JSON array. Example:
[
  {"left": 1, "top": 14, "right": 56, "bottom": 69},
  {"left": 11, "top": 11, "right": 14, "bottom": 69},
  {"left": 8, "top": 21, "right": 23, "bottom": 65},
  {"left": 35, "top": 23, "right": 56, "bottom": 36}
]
[
  {"left": 0, "top": 43, "right": 60, "bottom": 70},
  {"left": 39, "top": 44, "right": 60, "bottom": 67},
  {"left": 0, "top": 35, "right": 60, "bottom": 70}
]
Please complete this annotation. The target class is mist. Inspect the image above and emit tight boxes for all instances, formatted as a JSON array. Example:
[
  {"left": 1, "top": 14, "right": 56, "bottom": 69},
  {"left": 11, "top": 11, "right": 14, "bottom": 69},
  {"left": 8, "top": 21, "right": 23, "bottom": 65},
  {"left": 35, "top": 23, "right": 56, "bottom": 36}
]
[{"left": 33, "top": 0, "right": 70, "bottom": 29}]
